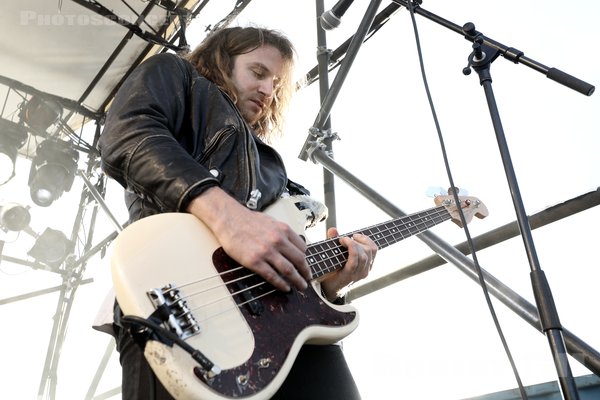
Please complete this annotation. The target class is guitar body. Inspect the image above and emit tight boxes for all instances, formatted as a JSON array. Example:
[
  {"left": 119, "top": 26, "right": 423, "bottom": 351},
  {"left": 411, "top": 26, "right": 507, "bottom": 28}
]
[{"left": 111, "top": 197, "right": 359, "bottom": 400}]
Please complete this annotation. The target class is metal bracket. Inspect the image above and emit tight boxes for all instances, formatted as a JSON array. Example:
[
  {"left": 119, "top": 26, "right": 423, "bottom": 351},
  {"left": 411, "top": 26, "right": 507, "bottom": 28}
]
[{"left": 304, "top": 126, "right": 340, "bottom": 162}]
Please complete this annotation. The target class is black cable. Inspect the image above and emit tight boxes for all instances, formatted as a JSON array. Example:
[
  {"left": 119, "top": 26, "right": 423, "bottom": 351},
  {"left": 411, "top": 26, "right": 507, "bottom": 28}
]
[
  {"left": 404, "top": 1, "right": 528, "bottom": 398},
  {"left": 120, "top": 314, "right": 219, "bottom": 374}
]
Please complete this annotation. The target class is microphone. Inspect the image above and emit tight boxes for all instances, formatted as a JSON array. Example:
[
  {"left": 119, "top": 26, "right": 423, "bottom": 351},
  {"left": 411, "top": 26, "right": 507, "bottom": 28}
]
[{"left": 320, "top": 0, "right": 355, "bottom": 30}]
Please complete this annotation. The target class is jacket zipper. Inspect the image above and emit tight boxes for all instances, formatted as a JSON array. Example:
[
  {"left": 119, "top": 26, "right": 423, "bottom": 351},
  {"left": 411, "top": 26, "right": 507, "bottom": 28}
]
[
  {"left": 244, "top": 129, "right": 260, "bottom": 210},
  {"left": 197, "top": 125, "right": 236, "bottom": 164},
  {"left": 221, "top": 91, "right": 260, "bottom": 210},
  {"left": 201, "top": 89, "right": 261, "bottom": 209},
  {"left": 197, "top": 124, "right": 259, "bottom": 209}
]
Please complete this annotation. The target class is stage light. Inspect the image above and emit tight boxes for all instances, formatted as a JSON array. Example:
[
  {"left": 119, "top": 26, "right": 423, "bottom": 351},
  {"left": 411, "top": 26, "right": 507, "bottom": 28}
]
[
  {"left": 0, "top": 118, "right": 28, "bottom": 185},
  {"left": 19, "top": 95, "right": 63, "bottom": 133},
  {"left": 28, "top": 139, "right": 79, "bottom": 207},
  {"left": 27, "top": 227, "right": 72, "bottom": 268},
  {"left": 0, "top": 203, "right": 31, "bottom": 232}
]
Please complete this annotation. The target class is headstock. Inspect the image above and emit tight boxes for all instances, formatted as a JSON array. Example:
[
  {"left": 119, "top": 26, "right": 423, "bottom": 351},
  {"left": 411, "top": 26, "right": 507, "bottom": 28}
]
[{"left": 433, "top": 194, "right": 488, "bottom": 227}]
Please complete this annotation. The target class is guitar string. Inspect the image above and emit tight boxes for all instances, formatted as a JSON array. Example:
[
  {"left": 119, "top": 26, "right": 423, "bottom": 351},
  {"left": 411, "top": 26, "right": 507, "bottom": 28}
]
[
  {"left": 169, "top": 265, "right": 249, "bottom": 294},
  {"left": 172, "top": 205, "right": 449, "bottom": 305},
  {"left": 158, "top": 265, "right": 270, "bottom": 319},
  {"left": 160, "top": 207, "right": 451, "bottom": 329},
  {"left": 189, "top": 279, "right": 273, "bottom": 317},
  {"left": 160, "top": 208, "right": 450, "bottom": 327},
  {"left": 190, "top": 287, "right": 280, "bottom": 326}
]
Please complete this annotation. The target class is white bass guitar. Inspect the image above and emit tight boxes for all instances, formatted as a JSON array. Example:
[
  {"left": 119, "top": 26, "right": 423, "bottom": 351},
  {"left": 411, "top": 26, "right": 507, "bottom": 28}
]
[{"left": 111, "top": 194, "right": 487, "bottom": 399}]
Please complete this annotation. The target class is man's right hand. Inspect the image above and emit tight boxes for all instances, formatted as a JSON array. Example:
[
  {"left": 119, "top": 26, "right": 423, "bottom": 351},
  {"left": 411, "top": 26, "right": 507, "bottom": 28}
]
[{"left": 187, "top": 187, "right": 311, "bottom": 292}]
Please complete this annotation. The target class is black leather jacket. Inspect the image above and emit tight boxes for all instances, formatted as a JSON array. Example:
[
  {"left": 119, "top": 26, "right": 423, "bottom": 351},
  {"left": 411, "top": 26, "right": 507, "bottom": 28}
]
[{"left": 98, "top": 53, "right": 289, "bottom": 222}]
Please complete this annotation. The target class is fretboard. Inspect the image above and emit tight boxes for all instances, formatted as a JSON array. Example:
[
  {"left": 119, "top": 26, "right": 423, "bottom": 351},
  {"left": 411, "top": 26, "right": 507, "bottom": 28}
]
[{"left": 306, "top": 206, "right": 451, "bottom": 279}]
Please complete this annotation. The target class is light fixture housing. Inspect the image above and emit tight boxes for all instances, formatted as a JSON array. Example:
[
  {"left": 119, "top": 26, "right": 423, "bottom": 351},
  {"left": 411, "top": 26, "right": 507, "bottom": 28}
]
[
  {"left": 0, "top": 118, "right": 28, "bottom": 185},
  {"left": 0, "top": 203, "right": 31, "bottom": 232},
  {"left": 28, "top": 139, "right": 79, "bottom": 207},
  {"left": 19, "top": 96, "right": 63, "bottom": 133},
  {"left": 27, "top": 227, "right": 72, "bottom": 268}
]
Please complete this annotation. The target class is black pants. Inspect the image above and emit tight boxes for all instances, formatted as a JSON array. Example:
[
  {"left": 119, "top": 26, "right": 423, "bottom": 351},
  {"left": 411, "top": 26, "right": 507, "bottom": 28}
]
[{"left": 116, "top": 324, "right": 361, "bottom": 400}]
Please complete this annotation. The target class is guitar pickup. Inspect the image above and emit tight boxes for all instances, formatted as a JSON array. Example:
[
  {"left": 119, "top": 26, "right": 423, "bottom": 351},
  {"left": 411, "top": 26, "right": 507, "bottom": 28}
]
[{"left": 234, "top": 281, "right": 265, "bottom": 316}]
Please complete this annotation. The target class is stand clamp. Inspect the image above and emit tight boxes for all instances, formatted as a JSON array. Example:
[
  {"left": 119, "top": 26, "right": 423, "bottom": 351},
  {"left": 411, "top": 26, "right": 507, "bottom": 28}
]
[
  {"left": 303, "top": 126, "right": 339, "bottom": 163},
  {"left": 461, "top": 24, "right": 505, "bottom": 80}
]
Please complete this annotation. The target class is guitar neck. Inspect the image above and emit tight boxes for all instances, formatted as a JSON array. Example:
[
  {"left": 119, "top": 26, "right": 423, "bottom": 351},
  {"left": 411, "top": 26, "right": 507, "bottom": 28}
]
[{"left": 306, "top": 205, "right": 451, "bottom": 280}]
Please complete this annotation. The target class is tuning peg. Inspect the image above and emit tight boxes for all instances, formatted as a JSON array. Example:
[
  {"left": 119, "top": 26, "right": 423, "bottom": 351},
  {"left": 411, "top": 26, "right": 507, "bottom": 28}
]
[
  {"left": 446, "top": 187, "right": 469, "bottom": 196},
  {"left": 426, "top": 186, "right": 445, "bottom": 198},
  {"left": 426, "top": 186, "right": 469, "bottom": 197}
]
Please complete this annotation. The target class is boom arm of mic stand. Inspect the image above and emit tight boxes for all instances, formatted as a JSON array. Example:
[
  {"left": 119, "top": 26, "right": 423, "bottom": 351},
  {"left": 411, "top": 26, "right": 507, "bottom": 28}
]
[{"left": 389, "top": 0, "right": 595, "bottom": 96}]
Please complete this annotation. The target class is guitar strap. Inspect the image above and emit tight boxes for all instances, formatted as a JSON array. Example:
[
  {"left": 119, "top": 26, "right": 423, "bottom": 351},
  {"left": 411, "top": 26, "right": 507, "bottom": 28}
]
[
  {"left": 285, "top": 178, "right": 328, "bottom": 228},
  {"left": 286, "top": 178, "right": 310, "bottom": 196}
]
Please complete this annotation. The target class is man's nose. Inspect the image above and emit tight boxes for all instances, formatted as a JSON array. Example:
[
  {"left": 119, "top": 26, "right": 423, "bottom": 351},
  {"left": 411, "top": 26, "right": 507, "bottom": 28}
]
[{"left": 259, "top": 79, "right": 274, "bottom": 97}]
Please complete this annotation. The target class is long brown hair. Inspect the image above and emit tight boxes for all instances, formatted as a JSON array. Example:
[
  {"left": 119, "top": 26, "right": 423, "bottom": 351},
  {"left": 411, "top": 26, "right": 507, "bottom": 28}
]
[{"left": 185, "top": 26, "right": 296, "bottom": 141}]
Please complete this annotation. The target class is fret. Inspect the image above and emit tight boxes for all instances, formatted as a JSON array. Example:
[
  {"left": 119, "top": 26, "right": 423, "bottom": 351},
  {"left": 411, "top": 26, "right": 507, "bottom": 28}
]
[{"left": 307, "top": 239, "right": 348, "bottom": 279}]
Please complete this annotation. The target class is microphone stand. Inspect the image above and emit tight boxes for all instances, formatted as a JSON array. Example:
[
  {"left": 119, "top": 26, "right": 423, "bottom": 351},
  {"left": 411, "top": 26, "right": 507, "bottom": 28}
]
[
  {"left": 461, "top": 33, "right": 582, "bottom": 400},
  {"left": 299, "top": 0, "right": 595, "bottom": 399},
  {"left": 397, "top": 2, "right": 594, "bottom": 399}
]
